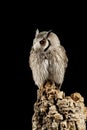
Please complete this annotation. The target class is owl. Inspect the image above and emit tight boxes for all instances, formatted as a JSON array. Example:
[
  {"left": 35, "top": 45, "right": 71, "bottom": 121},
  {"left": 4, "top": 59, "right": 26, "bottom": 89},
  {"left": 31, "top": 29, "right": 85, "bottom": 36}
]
[{"left": 29, "top": 29, "right": 68, "bottom": 89}]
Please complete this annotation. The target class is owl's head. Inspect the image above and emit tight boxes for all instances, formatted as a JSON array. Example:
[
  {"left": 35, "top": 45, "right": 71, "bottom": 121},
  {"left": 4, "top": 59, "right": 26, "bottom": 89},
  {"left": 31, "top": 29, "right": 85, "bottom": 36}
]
[{"left": 32, "top": 29, "right": 60, "bottom": 51}]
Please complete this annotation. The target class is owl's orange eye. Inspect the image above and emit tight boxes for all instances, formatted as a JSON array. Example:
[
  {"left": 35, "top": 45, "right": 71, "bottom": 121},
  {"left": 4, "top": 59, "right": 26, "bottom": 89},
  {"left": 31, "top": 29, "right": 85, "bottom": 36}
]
[{"left": 40, "top": 40, "right": 46, "bottom": 46}]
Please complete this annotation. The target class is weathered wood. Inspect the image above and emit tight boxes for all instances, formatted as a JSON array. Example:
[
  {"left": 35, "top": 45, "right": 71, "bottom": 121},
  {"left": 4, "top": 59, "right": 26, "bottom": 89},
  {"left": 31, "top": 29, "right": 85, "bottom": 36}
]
[{"left": 32, "top": 82, "right": 87, "bottom": 130}]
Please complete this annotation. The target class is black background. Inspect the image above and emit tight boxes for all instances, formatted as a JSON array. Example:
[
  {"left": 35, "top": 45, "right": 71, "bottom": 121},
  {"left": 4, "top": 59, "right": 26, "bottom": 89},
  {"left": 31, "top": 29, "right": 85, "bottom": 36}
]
[
  {"left": 2, "top": 1, "right": 87, "bottom": 130},
  {"left": 23, "top": 22, "right": 87, "bottom": 129}
]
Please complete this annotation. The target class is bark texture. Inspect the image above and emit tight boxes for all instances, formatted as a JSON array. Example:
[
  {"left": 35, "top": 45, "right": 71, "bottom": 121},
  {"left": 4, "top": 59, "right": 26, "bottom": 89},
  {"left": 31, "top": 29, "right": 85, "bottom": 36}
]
[{"left": 32, "top": 82, "right": 87, "bottom": 130}]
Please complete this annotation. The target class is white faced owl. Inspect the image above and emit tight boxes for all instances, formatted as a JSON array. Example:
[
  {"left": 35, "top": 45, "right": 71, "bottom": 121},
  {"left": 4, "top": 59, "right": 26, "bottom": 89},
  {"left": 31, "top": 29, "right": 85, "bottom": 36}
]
[{"left": 29, "top": 29, "right": 68, "bottom": 89}]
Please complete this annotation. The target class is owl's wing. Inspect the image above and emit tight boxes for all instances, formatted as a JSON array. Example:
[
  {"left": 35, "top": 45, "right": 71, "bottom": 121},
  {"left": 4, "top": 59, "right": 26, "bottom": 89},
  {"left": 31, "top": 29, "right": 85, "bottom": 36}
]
[{"left": 57, "top": 45, "right": 68, "bottom": 68}]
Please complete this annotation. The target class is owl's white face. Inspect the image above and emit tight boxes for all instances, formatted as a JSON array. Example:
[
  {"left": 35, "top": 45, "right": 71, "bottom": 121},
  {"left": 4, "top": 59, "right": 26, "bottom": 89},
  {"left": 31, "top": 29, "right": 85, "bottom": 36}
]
[
  {"left": 32, "top": 29, "right": 60, "bottom": 52},
  {"left": 33, "top": 37, "right": 50, "bottom": 51},
  {"left": 32, "top": 30, "right": 51, "bottom": 52}
]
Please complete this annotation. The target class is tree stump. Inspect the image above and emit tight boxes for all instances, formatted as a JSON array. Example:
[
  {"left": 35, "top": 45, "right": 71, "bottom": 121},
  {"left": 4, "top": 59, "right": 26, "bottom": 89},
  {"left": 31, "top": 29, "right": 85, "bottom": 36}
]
[{"left": 32, "top": 82, "right": 87, "bottom": 130}]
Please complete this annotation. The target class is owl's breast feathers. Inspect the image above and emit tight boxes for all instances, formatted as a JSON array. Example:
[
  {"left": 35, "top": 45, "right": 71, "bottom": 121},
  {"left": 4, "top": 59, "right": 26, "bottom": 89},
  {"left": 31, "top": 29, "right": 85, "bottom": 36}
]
[{"left": 30, "top": 45, "right": 68, "bottom": 69}]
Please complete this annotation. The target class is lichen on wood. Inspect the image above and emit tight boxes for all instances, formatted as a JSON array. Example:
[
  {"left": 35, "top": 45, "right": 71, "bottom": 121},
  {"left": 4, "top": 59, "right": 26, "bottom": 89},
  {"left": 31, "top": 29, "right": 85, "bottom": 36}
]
[{"left": 32, "top": 82, "right": 87, "bottom": 130}]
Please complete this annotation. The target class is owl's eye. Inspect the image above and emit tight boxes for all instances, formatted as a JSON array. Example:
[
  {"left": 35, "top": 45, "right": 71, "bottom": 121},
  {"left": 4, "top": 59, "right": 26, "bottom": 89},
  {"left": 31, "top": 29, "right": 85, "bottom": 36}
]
[{"left": 40, "top": 40, "right": 46, "bottom": 46}]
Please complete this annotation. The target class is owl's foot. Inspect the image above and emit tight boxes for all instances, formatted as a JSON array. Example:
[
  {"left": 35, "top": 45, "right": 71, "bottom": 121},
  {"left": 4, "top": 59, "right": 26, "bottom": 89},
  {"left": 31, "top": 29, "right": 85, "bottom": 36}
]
[
  {"left": 43, "top": 79, "right": 53, "bottom": 86},
  {"left": 55, "top": 83, "right": 61, "bottom": 90},
  {"left": 43, "top": 80, "right": 61, "bottom": 90}
]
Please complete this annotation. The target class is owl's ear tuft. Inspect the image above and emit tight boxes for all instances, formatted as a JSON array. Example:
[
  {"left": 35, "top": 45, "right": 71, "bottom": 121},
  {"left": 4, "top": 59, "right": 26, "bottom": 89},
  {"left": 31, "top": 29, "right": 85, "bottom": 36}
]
[
  {"left": 46, "top": 30, "right": 52, "bottom": 38},
  {"left": 35, "top": 29, "right": 39, "bottom": 37}
]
